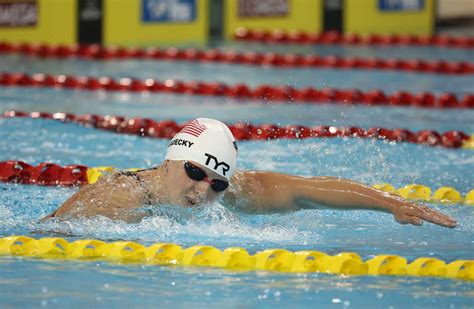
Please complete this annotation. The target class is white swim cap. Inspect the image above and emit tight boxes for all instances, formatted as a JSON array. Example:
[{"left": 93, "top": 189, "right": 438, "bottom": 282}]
[{"left": 164, "top": 118, "right": 238, "bottom": 180}]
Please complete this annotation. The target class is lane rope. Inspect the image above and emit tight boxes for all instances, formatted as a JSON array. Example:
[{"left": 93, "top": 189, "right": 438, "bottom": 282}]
[
  {"left": 234, "top": 28, "right": 474, "bottom": 49},
  {"left": 0, "top": 160, "right": 473, "bottom": 206},
  {"left": 3, "top": 110, "right": 473, "bottom": 149},
  {"left": 0, "top": 236, "right": 472, "bottom": 280},
  {"left": 1, "top": 72, "right": 473, "bottom": 109},
  {"left": 0, "top": 41, "right": 473, "bottom": 75}
]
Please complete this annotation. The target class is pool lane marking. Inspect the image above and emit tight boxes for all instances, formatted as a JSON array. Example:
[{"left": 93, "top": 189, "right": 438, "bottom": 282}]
[
  {"left": 2, "top": 110, "right": 473, "bottom": 150},
  {"left": 0, "top": 41, "right": 473, "bottom": 75},
  {"left": 0, "top": 236, "right": 472, "bottom": 281},
  {"left": 0, "top": 72, "right": 473, "bottom": 109}
]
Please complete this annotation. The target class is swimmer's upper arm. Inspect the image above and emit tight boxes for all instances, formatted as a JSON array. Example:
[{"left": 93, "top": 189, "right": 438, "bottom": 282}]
[{"left": 224, "top": 171, "right": 396, "bottom": 213}]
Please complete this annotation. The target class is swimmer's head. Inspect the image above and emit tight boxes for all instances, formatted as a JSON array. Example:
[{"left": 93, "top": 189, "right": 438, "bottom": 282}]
[
  {"left": 162, "top": 118, "right": 238, "bottom": 207},
  {"left": 164, "top": 118, "right": 238, "bottom": 181}
]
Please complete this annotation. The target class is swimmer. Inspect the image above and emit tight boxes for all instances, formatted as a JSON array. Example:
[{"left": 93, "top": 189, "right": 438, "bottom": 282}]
[{"left": 42, "top": 118, "right": 457, "bottom": 228}]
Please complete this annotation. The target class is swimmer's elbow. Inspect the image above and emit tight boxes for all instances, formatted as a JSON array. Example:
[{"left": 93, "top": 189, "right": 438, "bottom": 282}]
[
  {"left": 39, "top": 215, "right": 52, "bottom": 222},
  {"left": 39, "top": 211, "right": 58, "bottom": 222}
]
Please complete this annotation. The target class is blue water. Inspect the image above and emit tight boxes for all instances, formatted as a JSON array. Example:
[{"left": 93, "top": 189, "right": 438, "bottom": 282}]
[{"left": 0, "top": 45, "right": 474, "bottom": 308}]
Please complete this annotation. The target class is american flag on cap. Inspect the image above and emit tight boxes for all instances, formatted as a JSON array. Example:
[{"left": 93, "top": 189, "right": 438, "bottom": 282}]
[{"left": 179, "top": 119, "right": 207, "bottom": 137}]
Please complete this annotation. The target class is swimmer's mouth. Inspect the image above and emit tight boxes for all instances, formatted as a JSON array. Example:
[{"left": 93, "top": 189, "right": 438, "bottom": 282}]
[{"left": 185, "top": 196, "right": 198, "bottom": 207}]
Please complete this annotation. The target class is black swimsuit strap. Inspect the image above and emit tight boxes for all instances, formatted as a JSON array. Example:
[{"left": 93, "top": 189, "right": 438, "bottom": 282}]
[
  {"left": 118, "top": 170, "right": 141, "bottom": 178},
  {"left": 117, "top": 167, "right": 158, "bottom": 205}
]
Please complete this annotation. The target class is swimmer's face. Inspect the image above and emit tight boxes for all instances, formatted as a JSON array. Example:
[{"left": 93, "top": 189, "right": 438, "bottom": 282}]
[{"left": 163, "top": 160, "right": 228, "bottom": 207}]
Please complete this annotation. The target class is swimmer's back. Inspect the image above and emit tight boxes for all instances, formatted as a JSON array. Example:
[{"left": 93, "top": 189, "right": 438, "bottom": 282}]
[{"left": 41, "top": 170, "right": 152, "bottom": 222}]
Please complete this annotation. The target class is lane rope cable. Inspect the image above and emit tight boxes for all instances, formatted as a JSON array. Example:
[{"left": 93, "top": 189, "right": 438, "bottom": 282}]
[
  {"left": 0, "top": 236, "right": 472, "bottom": 281},
  {"left": 0, "top": 42, "right": 473, "bottom": 75},
  {"left": 233, "top": 28, "right": 474, "bottom": 49},
  {"left": 3, "top": 110, "right": 473, "bottom": 149},
  {"left": 1, "top": 72, "right": 473, "bottom": 109},
  {"left": 0, "top": 160, "right": 473, "bottom": 206}
]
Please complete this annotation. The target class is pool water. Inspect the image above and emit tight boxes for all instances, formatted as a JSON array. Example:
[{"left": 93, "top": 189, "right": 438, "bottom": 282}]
[{"left": 0, "top": 42, "right": 473, "bottom": 307}]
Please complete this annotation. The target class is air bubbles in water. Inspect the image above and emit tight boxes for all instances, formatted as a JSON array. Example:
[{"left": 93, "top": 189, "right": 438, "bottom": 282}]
[{"left": 190, "top": 202, "right": 239, "bottom": 225}]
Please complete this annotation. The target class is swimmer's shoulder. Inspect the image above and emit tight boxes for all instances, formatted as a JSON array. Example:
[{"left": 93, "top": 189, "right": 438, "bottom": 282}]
[
  {"left": 224, "top": 170, "right": 264, "bottom": 211},
  {"left": 229, "top": 169, "right": 282, "bottom": 186}
]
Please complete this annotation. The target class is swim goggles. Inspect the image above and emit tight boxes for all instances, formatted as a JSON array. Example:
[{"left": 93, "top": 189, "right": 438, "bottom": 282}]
[{"left": 183, "top": 161, "right": 229, "bottom": 192}]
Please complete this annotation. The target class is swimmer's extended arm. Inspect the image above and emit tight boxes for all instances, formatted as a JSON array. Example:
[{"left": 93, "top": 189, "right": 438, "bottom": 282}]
[{"left": 225, "top": 171, "right": 457, "bottom": 228}]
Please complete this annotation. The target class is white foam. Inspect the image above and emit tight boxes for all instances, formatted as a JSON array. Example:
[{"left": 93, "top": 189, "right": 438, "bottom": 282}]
[{"left": 33, "top": 202, "right": 308, "bottom": 245}]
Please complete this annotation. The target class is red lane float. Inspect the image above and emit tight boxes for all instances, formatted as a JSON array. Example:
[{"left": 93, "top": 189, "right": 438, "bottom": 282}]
[
  {"left": 1, "top": 72, "right": 473, "bottom": 109},
  {"left": 0, "top": 160, "right": 88, "bottom": 186},
  {"left": 234, "top": 28, "right": 474, "bottom": 49},
  {"left": 2, "top": 110, "right": 471, "bottom": 149},
  {"left": 0, "top": 42, "right": 473, "bottom": 75}
]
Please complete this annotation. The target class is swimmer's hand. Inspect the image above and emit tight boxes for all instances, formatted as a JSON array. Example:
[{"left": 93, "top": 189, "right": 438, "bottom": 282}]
[{"left": 390, "top": 202, "right": 457, "bottom": 228}]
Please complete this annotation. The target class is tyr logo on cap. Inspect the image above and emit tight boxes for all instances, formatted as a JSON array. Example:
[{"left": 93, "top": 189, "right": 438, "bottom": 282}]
[{"left": 204, "top": 153, "right": 230, "bottom": 176}]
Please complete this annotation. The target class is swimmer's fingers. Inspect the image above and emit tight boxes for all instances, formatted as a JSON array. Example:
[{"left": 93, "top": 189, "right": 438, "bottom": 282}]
[
  {"left": 394, "top": 213, "right": 423, "bottom": 226},
  {"left": 404, "top": 204, "right": 457, "bottom": 228},
  {"left": 415, "top": 206, "right": 457, "bottom": 228}
]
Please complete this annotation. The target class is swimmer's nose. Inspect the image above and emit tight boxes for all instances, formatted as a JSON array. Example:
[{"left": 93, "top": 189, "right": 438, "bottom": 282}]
[{"left": 193, "top": 179, "right": 212, "bottom": 200}]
